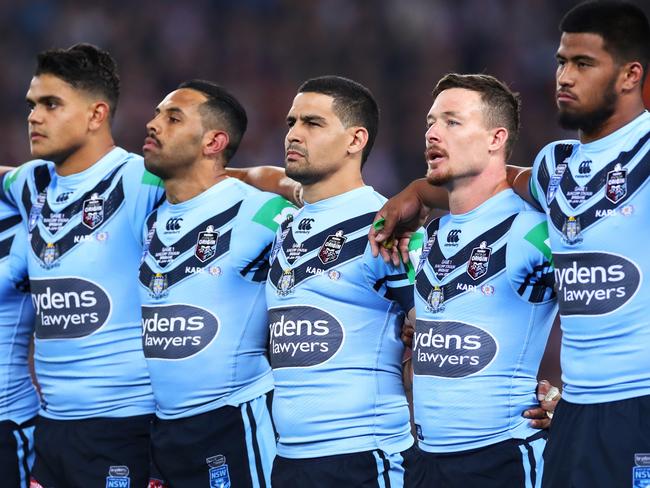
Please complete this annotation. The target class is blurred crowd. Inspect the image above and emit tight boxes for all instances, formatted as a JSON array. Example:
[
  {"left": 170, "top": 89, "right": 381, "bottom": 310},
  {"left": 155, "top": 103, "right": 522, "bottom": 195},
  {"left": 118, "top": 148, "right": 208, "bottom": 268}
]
[{"left": 1, "top": 0, "right": 648, "bottom": 195}]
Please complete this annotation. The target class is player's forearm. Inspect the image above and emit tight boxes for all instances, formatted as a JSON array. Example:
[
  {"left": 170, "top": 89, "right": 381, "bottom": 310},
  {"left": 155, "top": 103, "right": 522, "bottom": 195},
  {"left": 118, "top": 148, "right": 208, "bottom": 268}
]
[
  {"left": 226, "top": 166, "right": 302, "bottom": 206},
  {"left": 409, "top": 178, "right": 449, "bottom": 210},
  {"left": 506, "top": 165, "right": 535, "bottom": 205}
]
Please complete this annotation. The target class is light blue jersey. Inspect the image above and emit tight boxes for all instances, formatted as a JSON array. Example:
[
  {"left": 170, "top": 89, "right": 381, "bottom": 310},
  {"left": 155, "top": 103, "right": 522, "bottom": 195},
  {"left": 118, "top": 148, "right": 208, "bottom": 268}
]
[
  {"left": 413, "top": 190, "right": 556, "bottom": 452},
  {"left": 3, "top": 147, "right": 163, "bottom": 419},
  {"left": 139, "top": 177, "right": 294, "bottom": 419},
  {"left": 0, "top": 182, "right": 38, "bottom": 424},
  {"left": 266, "top": 186, "right": 414, "bottom": 459},
  {"left": 530, "top": 111, "right": 650, "bottom": 404}
]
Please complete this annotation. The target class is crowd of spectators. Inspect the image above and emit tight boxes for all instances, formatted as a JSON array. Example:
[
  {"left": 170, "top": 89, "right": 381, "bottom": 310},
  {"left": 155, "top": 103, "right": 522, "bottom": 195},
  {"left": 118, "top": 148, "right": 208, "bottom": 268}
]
[{"left": 1, "top": 0, "right": 648, "bottom": 195}]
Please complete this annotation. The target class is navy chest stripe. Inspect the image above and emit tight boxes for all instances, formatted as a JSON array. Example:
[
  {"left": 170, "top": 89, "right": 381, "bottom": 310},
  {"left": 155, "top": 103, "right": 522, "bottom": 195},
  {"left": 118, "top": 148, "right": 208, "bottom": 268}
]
[
  {"left": 22, "top": 164, "right": 51, "bottom": 215},
  {"left": 139, "top": 229, "right": 232, "bottom": 290},
  {"left": 548, "top": 141, "right": 650, "bottom": 234},
  {"left": 0, "top": 235, "right": 13, "bottom": 259},
  {"left": 30, "top": 179, "right": 125, "bottom": 264},
  {"left": 269, "top": 234, "right": 368, "bottom": 288},
  {"left": 38, "top": 164, "right": 125, "bottom": 232},
  {"left": 416, "top": 245, "right": 507, "bottom": 305},
  {"left": 241, "top": 242, "right": 273, "bottom": 283},
  {"left": 561, "top": 131, "right": 650, "bottom": 209},
  {"left": 147, "top": 201, "right": 242, "bottom": 268},
  {"left": 0, "top": 214, "right": 21, "bottom": 234},
  {"left": 282, "top": 211, "right": 375, "bottom": 264},
  {"left": 427, "top": 214, "right": 516, "bottom": 280}
]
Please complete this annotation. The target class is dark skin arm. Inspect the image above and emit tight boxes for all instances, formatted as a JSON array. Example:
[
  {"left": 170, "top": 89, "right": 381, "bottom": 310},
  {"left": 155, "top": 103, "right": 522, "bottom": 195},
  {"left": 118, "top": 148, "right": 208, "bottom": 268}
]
[
  {"left": 369, "top": 165, "right": 537, "bottom": 264},
  {"left": 226, "top": 166, "right": 303, "bottom": 206}
]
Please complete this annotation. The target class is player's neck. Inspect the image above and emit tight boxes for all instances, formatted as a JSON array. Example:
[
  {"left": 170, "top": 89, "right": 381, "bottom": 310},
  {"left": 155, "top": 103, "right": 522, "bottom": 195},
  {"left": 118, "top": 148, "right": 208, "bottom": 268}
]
[
  {"left": 447, "top": 164, "right": 509, "bottom": 215},
  {"left": 301, "top": 167, "right": 364, "bottom": 204},
  {"left": 579, "top": 99, "right": 646, "bottom": 144},
  {"left": 54, "top": 135, "right": 116, "bottom": 177},
  {"left": 164, "top": 160, "right": 228, "bottom": 204}
]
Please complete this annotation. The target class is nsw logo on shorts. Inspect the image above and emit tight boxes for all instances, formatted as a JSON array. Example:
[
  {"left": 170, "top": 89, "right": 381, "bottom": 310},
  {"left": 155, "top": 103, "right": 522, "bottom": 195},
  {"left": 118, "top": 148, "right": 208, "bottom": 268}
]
[
  {"left": 207, "top": 455, "right": 231, "bottom": 488},
  {"left": 106, "top": 465, "right": 130, "bottom": 488},
  {"left": 634, "top": 453, "right": 650, "bottom": 487}
]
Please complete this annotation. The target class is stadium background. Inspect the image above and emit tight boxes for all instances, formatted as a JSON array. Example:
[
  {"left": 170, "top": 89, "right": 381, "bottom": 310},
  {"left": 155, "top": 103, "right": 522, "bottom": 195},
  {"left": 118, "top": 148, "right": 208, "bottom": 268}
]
[{"left": 2, "top": 0, "right": 650, "bottom": 385}]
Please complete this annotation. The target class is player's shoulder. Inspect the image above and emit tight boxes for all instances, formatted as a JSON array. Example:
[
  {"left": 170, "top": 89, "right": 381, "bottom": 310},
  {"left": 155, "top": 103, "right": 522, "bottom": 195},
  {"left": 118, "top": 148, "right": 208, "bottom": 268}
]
[
  {"left": 233, "top": 180, "right": 296, "bottom": 233},
  {"left": 3, "top": 159, "right": 50, "bottom": 186},
  {"left": 534, "top": 139, "right": 579, "bottom": 164}
]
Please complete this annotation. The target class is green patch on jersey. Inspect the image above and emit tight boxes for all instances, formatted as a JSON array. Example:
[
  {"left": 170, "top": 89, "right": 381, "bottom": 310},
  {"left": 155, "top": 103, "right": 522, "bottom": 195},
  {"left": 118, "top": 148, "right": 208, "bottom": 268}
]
[
  {"left": 141, "top": 170, "right": 163, "bottom": 187},
  {"left": 3, "top": 166, "right": 23, "bottom": 192},
  {"left": 524, "top": 221, "right": 552, "bottom": 263},
  {"left": 530, "top": 177, "right": 540, "bottom": 204},
  {"left": 405, "top": 231, "right": 425, "bottom": 284},
  {"left": 252, "top": 196, "right": 296, "bottom": 232}
]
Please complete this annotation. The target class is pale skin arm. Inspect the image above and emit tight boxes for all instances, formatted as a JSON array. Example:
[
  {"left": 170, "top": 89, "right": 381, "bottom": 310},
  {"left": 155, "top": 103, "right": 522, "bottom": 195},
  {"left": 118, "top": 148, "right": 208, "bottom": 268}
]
[{"left": 226, "top": 166, "right": 303, "bottom": 206}]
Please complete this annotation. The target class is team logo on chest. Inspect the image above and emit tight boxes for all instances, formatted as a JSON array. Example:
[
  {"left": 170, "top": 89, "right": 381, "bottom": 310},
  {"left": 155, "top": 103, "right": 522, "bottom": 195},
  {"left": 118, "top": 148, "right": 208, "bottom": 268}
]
[
  {"left": 562, "top": 216, "right": 583, "bottom": 245},
  {"left": 195, "top": 225, "right": 219, "bottom": 262},
  {"left": 40, "top": 242, "right": 60, "bottom": 269},
  {"left": 277, "top": 269, "right": 295, "bottom": 296},
  {"left": 82, "top": 193, "right": 105, "bottom": 230},
  {"left": 426, "top": 285, "right": 445, "bottom": 313},
  {"left": 318, "top": 230, "right": 346, "bottom": 264},
  {"left": 467, "top": 241, "right": 492, "bottom": 280},
  {"left": 547, "top": 161, "right": 568, "bottom": 205},
  {"left": 149, "top": 272, "right": 168, "bottom": 299},
  {"left": 605, "top": 163, "right": 627, "bottom": 204}
]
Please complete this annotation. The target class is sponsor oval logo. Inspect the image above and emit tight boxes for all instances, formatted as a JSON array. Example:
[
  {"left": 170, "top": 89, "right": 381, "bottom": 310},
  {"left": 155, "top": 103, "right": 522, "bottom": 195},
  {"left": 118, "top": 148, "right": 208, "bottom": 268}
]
[
  {"left": 553, "top": 252, "right": 641, "bottom": 316},
  {"left": 141, "top": 304, "right": 219, "bottom": 360},
  {"left": 268, "top": 306, "right": 344, "bottom": 368},
  {"left": 413, "top": 320, "right": 498, "bottom": 378},
  {"left": 31, "top": 277, "right": 112, "bottom": 339}
]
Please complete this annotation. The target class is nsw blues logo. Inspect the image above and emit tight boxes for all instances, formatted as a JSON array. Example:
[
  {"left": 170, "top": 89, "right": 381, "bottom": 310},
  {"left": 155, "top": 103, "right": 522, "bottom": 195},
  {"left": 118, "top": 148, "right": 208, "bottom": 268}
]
[
  {"left": 634, "top": 453, "right": 650, "bottom": 487},
  {"left": 149, "top": 273, "right": 168, "bottom": 299},
  {"left": 426, "top": 285, "right": 444, "bottom": 313},
  {"left": 561, "top": 216, "right": 583, "bottom": 245},
  {"left": 277, "top": 269, "right": 295, "bottom": 296},
  {"left": 105, "top": 465, "right": 130, "bottom": 488},
  {"left": 82, "top": 193, "right": 105, "bottom": 230},
  {"left": 207, "top": 455, "right": 231, "bottom": 488},
  {"left": 40, "top": 242, "right": 60, "bottom": 269}
]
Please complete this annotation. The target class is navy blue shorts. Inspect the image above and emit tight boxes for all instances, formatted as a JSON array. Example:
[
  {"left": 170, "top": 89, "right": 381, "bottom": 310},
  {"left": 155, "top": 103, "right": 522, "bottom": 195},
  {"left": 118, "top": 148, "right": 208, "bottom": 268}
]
[
  {"left": 272, "top": 445, "right": 418, "bottom": 488},
  {"left": 0, "top": 417, "right": 35, "bottom": 488},
  {"left": 542, "top": 394, "right": 650, "bottom": 488},
  {"left": 148, "top": 393, "right": 275, "bottom": 488},
  {"left": 29, "top": 414, "right": 152, "bottom": 488},
  {"left": 407, "top": 431, "right": 546, "bottom": 488}
]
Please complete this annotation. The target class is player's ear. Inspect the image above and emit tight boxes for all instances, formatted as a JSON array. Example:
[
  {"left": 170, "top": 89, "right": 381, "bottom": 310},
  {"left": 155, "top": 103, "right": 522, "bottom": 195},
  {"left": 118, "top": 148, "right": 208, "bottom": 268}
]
[
  {"left": 88, "top": 101, "right": 111, "bottom": 131},
  {"left": 488, "top": 127, "right": 508, "bottom": 154},
  {"left": 204, "top": 130, "right": 229, "bottom": 158},
  {"left": 347, "top": 126, "right": 368, "bottom": 158}
]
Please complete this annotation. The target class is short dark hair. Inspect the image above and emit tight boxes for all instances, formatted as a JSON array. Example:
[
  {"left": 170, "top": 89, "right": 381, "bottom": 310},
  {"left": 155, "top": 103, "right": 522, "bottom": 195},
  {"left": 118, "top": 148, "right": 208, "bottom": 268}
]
[
  {"left": 177, "top": 79, "right": 248, "bottom": 163},
  {"left": 298, "top": 76, "right": 379, "bottom": 166},
  {"left": 35, "top": 43, "right": 120, "bottom": 119},
  {"left": 432, "top": 73, "right": 521, "bottom": 160},
  {"left": 560, "top": 1, "right": 650, "bottom": 76}
]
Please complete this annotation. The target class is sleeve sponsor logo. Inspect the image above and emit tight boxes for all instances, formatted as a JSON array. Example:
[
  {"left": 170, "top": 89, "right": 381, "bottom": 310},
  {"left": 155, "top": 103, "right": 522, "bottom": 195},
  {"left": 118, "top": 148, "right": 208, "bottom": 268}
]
[
  {"left": 141, "top": 304, "right": 219, "bottom": 360},
  {"left": 31, "top": 277, "right": 112, "bottom": 339},
  {"left": 413, "top": 320, "right": 498, "bottom": 378},
  {"left": 268, "top": 306, "right": 344, "bottom": 368},
  {"left": 554, "top": 252, "right": 641, "bottom": 316}
]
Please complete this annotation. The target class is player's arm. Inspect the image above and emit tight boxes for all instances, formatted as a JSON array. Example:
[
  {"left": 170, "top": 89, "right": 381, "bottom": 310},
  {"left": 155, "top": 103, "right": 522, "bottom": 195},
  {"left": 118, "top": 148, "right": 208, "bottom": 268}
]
[
  {"left": 0, "top": 166, "right": 12, "bottom": 176},
  {"left": 226, "top": 166, "right": 303, "bottom": 207},
  {"left": 506, "top": 165, "right": 536, "bottom": 205},
  {"left": 523, "top": 380, "right": 561, "bottom": 429},
  {"left": 369, "top": 179, "right": 448, "bottom": 264}
]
